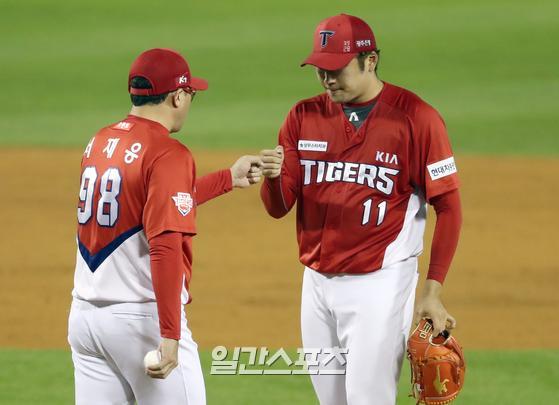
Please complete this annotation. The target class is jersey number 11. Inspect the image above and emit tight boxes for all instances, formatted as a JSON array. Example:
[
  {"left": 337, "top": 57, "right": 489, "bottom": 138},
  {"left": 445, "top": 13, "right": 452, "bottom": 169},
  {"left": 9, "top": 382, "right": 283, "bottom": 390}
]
[{"left": 362, "top": 198, "right": 387, "bottom": 226}]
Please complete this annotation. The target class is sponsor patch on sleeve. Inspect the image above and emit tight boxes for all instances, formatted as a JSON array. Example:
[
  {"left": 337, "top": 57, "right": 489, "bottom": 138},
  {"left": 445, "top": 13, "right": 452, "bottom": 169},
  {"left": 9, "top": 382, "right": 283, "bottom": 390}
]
[
  {"left": 427, "top": 157, "right": 457, "bottom": 180},
  {"left": 298, "top": 140, "right": 328, "bottom": 152}
]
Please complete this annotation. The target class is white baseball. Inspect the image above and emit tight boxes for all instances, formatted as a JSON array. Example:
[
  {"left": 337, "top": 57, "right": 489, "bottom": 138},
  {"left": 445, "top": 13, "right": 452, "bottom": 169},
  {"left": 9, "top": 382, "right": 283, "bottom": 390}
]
[{"left": 143, "top": 350, "right": 161, "bottom": 368}]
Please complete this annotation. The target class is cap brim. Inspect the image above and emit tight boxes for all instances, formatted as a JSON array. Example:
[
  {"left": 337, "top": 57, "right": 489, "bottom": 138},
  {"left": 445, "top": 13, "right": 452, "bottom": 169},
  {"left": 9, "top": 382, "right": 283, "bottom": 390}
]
[
  {"left": 301, "top": 52, "right": 356, "bottom": 71},
  {"left": 190, "top": 77, "right": 208, "bottom": 91}
]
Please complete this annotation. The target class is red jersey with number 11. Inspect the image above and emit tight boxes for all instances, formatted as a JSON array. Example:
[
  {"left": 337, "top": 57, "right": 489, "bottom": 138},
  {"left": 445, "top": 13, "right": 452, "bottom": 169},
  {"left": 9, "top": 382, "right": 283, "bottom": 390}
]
[{"left": 261, "top": 82, "right": 460, "bottom": 274}]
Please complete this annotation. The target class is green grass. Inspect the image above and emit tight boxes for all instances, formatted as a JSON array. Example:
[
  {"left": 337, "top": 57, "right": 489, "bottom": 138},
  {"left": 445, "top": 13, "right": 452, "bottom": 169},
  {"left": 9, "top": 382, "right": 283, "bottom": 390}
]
[
  {"left": 0, "top": 349, "right": 557, "bottom": 404},
  {"left": 0, "top": 0, "right": 558, "bottom": 154}
]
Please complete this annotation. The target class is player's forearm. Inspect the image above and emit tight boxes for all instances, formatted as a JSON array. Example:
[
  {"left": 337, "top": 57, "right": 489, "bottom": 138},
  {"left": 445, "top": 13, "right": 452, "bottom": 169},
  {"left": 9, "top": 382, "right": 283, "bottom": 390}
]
[
  {"left": 149, "top": 231, "right": 185, "bottom": 340},
  {"left": 427, "top": 189, "right": 462, "bottom": 284},
  {"left": 195, "top": 169, "right": 233, "bottom": 205},
  {"left": 260, "top": 176, "right": 294, "bottom": 218}
]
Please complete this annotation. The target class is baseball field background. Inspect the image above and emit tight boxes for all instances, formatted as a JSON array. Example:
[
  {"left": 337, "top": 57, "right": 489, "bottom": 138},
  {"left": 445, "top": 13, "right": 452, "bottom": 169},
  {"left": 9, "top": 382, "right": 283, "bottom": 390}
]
[{"left": 1, "top": 0, "right": 558, "bottom": 404}]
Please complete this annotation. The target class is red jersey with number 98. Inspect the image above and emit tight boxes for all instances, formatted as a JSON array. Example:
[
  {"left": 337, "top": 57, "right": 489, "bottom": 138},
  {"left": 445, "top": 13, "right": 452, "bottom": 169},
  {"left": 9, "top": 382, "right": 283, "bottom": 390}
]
[
  {"left": 73, "top": 114, "right": 196, "bottom": 303},
  {"left": 261, "top": 82, "right": 460, "bottom": 274}
]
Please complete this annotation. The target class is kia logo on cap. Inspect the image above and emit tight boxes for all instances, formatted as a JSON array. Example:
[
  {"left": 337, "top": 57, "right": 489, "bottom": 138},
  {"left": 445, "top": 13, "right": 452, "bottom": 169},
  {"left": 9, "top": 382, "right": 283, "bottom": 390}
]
[
  {"left": 319, "top": 30, "right": 335, "bottom": 48},
  {"left": 178, "top": 75, "right": 188, "bottom": 84}
]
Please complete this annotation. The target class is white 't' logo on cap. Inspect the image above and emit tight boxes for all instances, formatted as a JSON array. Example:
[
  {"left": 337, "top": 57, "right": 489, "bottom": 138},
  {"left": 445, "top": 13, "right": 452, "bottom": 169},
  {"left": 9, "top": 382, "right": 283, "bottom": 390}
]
[{"left": 319, "top": 30, "right": 335, "bottom": 47}]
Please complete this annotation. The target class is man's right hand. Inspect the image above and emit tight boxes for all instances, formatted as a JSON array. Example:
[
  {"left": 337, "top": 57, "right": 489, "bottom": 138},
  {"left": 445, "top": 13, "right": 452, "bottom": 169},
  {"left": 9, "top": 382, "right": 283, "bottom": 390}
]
[
  {"left": 260, "top": 146, "right": 284, "bottom": 179},
  {"left": 146, "top": 338, "right": 179, "bottom": 379}
]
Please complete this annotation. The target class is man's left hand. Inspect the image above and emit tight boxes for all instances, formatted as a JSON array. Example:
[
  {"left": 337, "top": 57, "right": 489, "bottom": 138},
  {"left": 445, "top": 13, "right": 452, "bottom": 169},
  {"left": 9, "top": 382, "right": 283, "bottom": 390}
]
[{"left": 413, "top": 279, "right": 457, "bottom": 336}]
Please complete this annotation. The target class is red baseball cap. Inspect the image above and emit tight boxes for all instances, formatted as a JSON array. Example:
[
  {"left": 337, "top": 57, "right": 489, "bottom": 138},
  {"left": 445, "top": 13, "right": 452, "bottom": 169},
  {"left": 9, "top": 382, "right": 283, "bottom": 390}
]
[
  {"left": 128, "top": 48, "right": 208, "bottom": 96},
  {"left": 301, "top": 14, "right": 377, "bottom": 71}
]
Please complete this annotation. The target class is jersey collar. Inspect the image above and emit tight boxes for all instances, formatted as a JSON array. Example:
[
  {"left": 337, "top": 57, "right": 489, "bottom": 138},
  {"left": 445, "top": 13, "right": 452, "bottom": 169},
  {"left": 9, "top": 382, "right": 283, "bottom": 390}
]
[{"left": 126, "top": 114, "right": 170, "bottom": 135}]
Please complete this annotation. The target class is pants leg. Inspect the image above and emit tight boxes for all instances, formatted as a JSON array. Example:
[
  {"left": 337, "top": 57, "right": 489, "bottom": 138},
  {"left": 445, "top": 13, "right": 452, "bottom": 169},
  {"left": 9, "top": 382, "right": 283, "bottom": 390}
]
[
  {"left": 301, "top": 268, "right": 348, "bottom": 405},
  {"left": 68, "top": 301, "right": 135, "bottom": 405},
  {"left": 68, "top": 299, "right": 206, "bottom": 405},
  {"left": 332, "top": 258, "right": 419, "bottom": 405},
  {"left": 126, "top": 312, "right": 206, "bottom": 405}
]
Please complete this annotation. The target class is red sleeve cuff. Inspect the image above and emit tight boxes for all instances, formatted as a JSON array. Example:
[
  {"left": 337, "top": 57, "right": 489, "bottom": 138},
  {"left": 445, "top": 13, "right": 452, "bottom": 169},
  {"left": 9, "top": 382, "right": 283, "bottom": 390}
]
[
  {"left": 426, "top": 264, "right": 447, "bottom": 284},
  {"left": 161, "top": 331, "right": 180, "bottom": 340},
  {"left": 260, "top": 177, "right": 289, "bottom": 218}
]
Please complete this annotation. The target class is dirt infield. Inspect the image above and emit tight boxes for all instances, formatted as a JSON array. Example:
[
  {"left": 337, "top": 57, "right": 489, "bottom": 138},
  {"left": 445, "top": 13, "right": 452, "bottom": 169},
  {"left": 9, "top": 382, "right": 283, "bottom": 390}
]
[{"left": 0, "top": 149, "right": 557, "bottom": 349}]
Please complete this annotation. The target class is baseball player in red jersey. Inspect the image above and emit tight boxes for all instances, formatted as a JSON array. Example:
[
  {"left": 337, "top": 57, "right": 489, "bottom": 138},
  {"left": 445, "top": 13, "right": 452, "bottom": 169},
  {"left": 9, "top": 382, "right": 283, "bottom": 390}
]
[
  {"left": 68, "top": 48, "right": 261, "bottom": 405},
  {"left": 260, "top": 15, "right": 462, "bottom": 404}
]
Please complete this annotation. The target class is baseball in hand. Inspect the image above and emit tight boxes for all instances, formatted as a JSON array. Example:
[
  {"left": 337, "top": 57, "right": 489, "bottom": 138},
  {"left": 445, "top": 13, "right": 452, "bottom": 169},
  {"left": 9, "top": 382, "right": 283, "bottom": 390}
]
[{"left": 143, "top": 350, "right": 161, "bottom": 368}]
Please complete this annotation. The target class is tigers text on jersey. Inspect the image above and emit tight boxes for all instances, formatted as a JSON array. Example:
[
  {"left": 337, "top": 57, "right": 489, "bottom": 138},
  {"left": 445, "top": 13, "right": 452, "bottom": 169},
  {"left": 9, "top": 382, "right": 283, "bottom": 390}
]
[
  {"left": 267, "top": 82, "right": 460, "bottom": 274},
  {"left": 74, "top": 115, "right": 196, "bottom": 303}
]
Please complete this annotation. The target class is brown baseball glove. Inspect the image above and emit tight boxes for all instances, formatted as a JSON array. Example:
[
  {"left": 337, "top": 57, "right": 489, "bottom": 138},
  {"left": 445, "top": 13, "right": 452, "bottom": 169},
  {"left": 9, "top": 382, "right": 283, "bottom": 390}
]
[{"left": 406, "top": 319, "right": 466, "bottom": 405}]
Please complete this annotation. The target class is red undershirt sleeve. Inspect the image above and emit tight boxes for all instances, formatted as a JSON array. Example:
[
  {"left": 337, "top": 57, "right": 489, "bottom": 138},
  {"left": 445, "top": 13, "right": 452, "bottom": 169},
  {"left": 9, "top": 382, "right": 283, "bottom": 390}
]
[
  {"left": 149, "top": 231, "right": 190, "bottom": 340},
  {"left": 196, "top": 169, "right": 233, "bottom": 205},
  {"left": 261, "top": 176, "right": 294, "bottom": 218},
  {"left": 427, "top": 189, "right": 462, "bottom": 284},
  {"left": 260, "top": 105, "right": 301, "bottom": 218}
]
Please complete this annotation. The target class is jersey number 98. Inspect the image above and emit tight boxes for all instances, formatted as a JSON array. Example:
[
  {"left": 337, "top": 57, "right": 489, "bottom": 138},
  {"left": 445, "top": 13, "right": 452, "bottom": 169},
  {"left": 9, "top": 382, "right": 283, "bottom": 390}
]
[{"left": 77, "top": 167, "right": 122, "bottom": 227}]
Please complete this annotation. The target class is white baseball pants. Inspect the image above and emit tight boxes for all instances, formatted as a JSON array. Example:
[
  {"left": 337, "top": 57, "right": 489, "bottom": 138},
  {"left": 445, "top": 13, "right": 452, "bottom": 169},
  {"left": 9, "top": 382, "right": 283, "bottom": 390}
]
[
  {"left": 68, "top": 299, "right": 205, "bottom": 405},
  {"left": 301, "top": 257, "right": 419, "bottom": 405}
]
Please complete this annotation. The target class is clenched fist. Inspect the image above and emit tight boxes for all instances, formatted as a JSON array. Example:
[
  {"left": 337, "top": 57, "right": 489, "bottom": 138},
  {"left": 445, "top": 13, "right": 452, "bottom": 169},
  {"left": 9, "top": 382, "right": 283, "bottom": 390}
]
[
  {"left": 260, "top": 146, "right": 284, "bottom": 179},
  {"left": 230, "top": 155, "right": 262, "bottom": 188}
]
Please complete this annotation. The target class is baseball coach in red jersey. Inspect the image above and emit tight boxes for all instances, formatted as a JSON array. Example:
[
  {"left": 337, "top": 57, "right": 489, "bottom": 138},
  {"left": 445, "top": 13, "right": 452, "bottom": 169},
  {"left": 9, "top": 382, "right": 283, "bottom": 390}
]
[
  {"left": 69, "top": 48, "right": 261, "bottom": 405},
  {"left": 260, "top": 14, "right": 462, "bottom": 405}
]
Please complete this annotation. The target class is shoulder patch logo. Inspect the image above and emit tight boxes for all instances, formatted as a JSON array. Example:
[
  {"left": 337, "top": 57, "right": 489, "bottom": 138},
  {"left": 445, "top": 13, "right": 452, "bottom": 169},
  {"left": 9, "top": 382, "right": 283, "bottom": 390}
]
[
  {"left": 427, "top": 157, "right": 458, "bottom": 180},
  {"left": 172, "top": 192, "right": 193, "bottom": 216}
]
